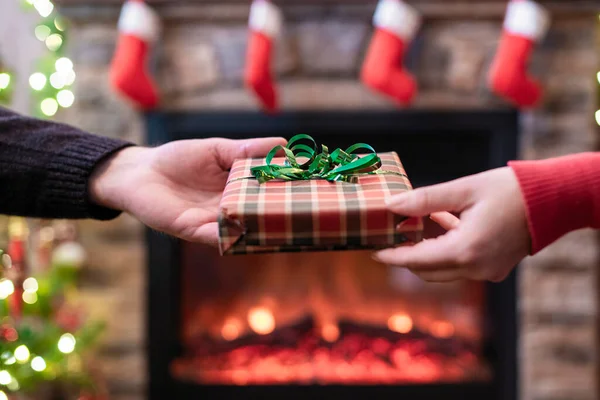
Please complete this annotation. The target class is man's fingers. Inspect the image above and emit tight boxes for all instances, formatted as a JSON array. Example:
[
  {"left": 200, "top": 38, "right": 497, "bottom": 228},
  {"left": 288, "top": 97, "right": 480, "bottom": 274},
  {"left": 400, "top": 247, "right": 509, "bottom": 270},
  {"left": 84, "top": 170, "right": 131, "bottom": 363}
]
[
  {"left": 192, "top": 222, "right": 220, "bottom": 247},
  {"left": 372, "top": 234, "right": 461, "bottom": 270},
  {"left": 240, "top": 137, "right": 287, "bottom": 159},
  {"left": 215, "top": 137, "right": 287, "bottom": 169},
  {"left": 430, "top": 211, "right": 460, "bottom": 230},
  {"left": 406, "top": 267, "right": 465, "bottom": 283},
  {"left": 386, "top": 179, "right": 473, "bottom": 217}
]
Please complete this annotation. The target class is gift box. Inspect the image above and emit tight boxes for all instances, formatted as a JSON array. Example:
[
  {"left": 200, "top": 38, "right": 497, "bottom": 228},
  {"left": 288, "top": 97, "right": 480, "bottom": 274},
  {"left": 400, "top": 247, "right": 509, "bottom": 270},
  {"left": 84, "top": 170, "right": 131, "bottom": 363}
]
[{"left": 218, "top": 137, "right": 423, "bottom": 255}]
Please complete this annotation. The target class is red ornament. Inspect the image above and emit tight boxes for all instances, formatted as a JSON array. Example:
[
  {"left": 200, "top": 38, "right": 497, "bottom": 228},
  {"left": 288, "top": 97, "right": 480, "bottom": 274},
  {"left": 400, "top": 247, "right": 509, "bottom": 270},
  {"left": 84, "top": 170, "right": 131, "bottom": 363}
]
[
  {"left": 6, "top": 222, "right": 27, "bottom": 319},
  {"left": 0, "top": 325, "right": 18, "bottom": 342},
  {"left": 55, "top": 306, "right": 83, "bottom": 332},
  {"left": 7, "top": 239, "right": 26, "bottom": 285}
]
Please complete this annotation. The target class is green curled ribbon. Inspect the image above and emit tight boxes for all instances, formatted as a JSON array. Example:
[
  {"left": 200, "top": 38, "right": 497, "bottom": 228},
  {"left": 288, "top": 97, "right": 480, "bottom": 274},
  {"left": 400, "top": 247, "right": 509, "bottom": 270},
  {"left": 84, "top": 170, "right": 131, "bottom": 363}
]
[{"left": 249, "top": 134, "right": 386, "bottom": 184}]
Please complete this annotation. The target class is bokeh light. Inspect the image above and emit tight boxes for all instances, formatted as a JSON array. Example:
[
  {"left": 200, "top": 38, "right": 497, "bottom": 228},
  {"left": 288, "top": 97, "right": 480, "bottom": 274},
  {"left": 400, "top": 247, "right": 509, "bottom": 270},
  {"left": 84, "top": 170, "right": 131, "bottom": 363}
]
[
  {"left": 58, "top": 333, "right": 76, "bottom": 354},
  {"left": 22, "top": 291, "right": 38, "bottom": 305},
  {"left": 387, "top": 313, "right": 413, "bottom": 334},
  {"left": 31, "top": 357, "right": 46, "bottom": 372},
  {"left": 23, "top": 277, "right": 38, "bottom": 293},
  {"left": 45, "top": 34, "right": 63, "bottom": 52},
  {"left": 50, "top": 72, "right": 65, "bottom": 89},
  {"left": 14, "top": 346, "right": 30, "bottom": 363},
  {"left": 34, "top": 25, "right": 51, "bottom": 41},
  {"left": 41, "top": 98, "right": 58, "bottom": 117},
  {"left": 29, "top": 72, "right": 47, "bottom": 91},
  {"left": 0, "top": 279, "right": 15, "bottom": 300},
  {"left": 0, "top": 73, "right": 9, "bottom": 90},
  {"left": 55, "top": 57, "right": 73, "bottom": 72},
  {"left": 64, "top": 70, "right": 76, "bottom": 86},
  {"left": 247, "top": 307, "right": 275, "bottom": 335},
  {"left": 0, "top": 370, "right": 11, "bottom": 385},
  {"left": 57, "top": 90, "right": 75, "bottom": 108},
  {"left": 54, "top": 17, "right": 65, "bottom": 31},
  {"left": 33, "top": 0, "right": 54, "bottom": 18}
]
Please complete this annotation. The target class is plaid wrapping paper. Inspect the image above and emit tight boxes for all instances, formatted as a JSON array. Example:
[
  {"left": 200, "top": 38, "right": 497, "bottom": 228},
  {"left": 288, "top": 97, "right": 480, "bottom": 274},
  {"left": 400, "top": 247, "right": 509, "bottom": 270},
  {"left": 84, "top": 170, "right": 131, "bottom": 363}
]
[{"left": 218, "top": 151, "right": 423, "bottom": 255}]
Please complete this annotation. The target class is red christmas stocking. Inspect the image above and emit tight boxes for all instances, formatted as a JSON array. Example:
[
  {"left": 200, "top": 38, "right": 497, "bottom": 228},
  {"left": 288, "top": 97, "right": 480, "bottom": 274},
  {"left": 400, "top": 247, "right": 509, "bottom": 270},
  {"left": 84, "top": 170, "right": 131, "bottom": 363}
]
[
  {"left": 488, "top": 0, "right": 550, "bottom": 108},
  {"left": 245, "top": 0, "right": 282, "bottom": 113},
  {"left": 361, "top": 0, "right": 421, "bottom": 106},
  {"left": 110, "top": 0, "right": 160, "bottom": 110}
]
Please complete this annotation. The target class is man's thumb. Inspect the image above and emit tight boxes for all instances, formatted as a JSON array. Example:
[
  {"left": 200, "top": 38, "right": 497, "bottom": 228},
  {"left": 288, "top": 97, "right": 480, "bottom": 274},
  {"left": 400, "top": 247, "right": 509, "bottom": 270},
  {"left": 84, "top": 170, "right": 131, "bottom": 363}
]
[
  {"left": 213, "top": 137, "right": 286, "bottom": 168},
  {"left": 386, "top": 179, "right": 472, "bottom": 216}
]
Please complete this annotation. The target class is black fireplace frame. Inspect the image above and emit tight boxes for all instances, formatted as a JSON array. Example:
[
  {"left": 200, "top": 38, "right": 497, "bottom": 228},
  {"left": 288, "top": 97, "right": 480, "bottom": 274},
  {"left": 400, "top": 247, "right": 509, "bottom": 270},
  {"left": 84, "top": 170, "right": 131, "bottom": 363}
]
[{"left": 144, "top": 110, "right": 519, "bottom": 400}]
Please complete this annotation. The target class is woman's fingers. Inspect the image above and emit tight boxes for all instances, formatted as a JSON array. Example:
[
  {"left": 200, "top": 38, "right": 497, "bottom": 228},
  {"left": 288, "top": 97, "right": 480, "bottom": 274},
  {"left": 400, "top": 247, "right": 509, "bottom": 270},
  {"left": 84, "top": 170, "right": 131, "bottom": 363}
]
[
  {"left": 406, "top": 267, "right": 465, "bottom": 283},
  {"left": 430, "top": 211, "right": 460, "bottom": 230},
  {"left": 373, "top": 232, "right": 462, "bottom": 270}
]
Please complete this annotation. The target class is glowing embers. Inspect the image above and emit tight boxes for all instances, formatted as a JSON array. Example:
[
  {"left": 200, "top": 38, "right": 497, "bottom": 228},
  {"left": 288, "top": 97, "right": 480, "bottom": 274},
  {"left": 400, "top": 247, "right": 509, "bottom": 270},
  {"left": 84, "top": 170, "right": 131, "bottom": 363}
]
[
  {"left": 173, "top": 319, "right": 490, "bottom": 385},
  {"left": 247, "top": 307, "right": 276, "bottom": 336},
  {"left": 320, "top": 323, "right": 340, "bottom": 343},
  {"left": 387, "top": 314, "right": 413, "bottom": 334},
  {"left": 221, "top": 318, "right": 243, "bottom": 342}
]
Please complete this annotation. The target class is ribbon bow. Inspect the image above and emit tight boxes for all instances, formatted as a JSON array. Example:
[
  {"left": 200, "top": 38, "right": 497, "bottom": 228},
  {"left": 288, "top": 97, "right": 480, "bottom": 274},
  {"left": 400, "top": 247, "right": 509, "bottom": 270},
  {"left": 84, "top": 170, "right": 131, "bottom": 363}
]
[{"left": 250, "top": 134, "right": 383, "bottom": 184}]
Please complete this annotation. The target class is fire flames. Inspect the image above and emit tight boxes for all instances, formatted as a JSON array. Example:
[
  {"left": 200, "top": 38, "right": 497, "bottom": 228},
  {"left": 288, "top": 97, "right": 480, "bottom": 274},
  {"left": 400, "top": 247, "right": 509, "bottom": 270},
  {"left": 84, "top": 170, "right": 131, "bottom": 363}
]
[
  {"left": 177, "top": 248, "right": 489, "bottom": 386},
  {"left": 387, "top": 313, "right": 413, "bottom": 334},
  {"left": 221, "top": 318, "right": 243, "bottom": 342},
  {"left": 247, "top": 307, "right": 276, "bottom": 336},
  {"left": 173, "top": 317, "right": 490, "bottom": 385}
]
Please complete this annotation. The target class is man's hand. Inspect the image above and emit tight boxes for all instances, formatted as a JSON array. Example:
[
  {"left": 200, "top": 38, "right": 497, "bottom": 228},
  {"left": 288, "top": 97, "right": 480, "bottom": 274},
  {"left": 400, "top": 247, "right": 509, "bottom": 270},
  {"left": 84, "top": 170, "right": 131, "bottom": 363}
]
[
  {"left": 89, "top": 137, "right": 285, "bottom": 246},
  {"left": 372, "top": 167, "right": 531, "bottom": 282}
]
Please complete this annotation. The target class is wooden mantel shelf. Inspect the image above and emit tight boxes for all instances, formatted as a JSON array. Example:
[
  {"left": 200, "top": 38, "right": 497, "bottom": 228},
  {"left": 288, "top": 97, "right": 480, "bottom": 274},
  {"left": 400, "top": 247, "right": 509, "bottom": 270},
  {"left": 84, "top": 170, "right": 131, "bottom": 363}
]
[
  {"left": 55, "top": 0, "right": 600, "bottom": 12},
  {"left": 54, "top": 0, "right": 599, "bottom": 4},
  {"left": 53, "top": 0, "right": 600, "bottom": 21}
]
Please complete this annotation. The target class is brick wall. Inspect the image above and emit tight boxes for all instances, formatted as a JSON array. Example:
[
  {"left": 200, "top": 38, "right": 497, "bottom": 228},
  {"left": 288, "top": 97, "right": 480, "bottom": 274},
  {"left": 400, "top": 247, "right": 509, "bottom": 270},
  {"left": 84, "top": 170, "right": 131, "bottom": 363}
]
[{"left": 55, "top": 3, "right": 599, "bottom": 399}]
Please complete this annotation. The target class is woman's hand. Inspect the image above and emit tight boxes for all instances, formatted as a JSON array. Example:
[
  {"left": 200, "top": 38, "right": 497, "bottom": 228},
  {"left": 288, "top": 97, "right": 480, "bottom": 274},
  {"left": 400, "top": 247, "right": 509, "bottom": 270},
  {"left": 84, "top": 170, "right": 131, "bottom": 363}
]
[
  {"left": 373, "top": 167, "right": 531, "bottom": 282},
  {"left": 89, "top": 137, "right": 285, "bottom": 246}
]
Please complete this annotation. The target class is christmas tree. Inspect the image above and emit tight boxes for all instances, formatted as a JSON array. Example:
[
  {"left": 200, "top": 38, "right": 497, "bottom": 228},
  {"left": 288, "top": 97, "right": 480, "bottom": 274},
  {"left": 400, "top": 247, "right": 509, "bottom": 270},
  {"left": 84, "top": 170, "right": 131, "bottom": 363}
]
[{"left": 0, "top": 217, "right": 106, "bottom": 400}]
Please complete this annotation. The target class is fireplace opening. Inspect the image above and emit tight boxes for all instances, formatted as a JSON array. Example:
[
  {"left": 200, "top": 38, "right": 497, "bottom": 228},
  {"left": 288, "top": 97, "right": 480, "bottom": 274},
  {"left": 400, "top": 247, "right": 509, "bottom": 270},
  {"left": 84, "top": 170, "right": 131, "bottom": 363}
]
[
  {"left": 145, "top": 110, "right": 519, "bottom": 400},
  {"left": 174, "top": 247, "right": 489, "bottom": 386}
]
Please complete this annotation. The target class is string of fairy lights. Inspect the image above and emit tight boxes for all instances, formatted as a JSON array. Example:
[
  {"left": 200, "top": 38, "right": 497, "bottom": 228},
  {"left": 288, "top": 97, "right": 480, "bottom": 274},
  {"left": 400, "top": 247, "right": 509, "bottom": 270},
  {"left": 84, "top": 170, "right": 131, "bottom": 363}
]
[
  {"left": 0, "top": 0, "right": 76, "bottom": 118},
  {"left": 0, "top": 255, "right": 79, "bottom": 398},
  {"left": 0, "top": 216, "right": 102, "bottom": 399},
  {"left": 26, "top": 0, "right": 76, "bottom": 118}
]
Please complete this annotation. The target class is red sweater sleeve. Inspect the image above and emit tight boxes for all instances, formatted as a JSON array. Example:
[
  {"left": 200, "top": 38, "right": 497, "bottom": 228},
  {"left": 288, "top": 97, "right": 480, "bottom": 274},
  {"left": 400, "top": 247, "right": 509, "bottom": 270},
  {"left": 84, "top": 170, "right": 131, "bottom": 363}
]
[{"left": 508, "top": 152, "right": 600, "bottom": 254}]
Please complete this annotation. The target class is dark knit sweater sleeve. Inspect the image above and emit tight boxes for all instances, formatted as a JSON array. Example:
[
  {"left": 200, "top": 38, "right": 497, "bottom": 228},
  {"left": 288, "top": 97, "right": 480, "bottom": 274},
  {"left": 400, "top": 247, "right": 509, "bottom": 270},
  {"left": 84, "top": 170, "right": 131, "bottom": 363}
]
[{"left": 0, "top": 107, "right": 134, "bottom": 220}]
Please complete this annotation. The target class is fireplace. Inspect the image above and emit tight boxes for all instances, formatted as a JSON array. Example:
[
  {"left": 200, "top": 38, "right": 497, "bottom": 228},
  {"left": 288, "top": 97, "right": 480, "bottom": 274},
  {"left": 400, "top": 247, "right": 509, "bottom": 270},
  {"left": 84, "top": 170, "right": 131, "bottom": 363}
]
[{"left": 145, "top": 110, "right": 519, "bottom": 399}]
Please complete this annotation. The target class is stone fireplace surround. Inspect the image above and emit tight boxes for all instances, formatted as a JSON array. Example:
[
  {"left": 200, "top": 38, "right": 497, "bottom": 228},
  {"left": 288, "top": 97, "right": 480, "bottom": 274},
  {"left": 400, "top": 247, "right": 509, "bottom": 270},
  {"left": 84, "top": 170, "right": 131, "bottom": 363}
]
[{"left": 53, "top": 1, "right": 599, "bottom": 399}]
